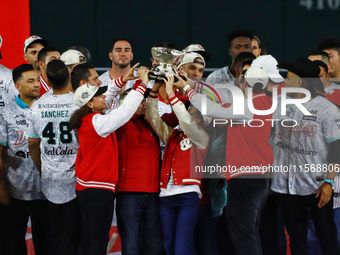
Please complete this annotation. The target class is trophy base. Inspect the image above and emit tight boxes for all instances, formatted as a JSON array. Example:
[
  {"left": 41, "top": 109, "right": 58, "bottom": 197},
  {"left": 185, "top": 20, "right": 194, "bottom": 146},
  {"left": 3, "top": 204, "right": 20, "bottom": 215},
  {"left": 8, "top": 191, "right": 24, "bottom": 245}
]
[{"left": 148, "top": 72, "right": 179, "bottom": 82}]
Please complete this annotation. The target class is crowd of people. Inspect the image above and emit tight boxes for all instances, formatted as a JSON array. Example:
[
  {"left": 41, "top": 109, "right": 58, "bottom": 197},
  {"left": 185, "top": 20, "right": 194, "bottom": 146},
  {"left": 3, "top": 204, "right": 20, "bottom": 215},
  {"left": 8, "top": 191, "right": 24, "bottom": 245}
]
[{"left": 0, "top": 29, "right": 340, "bottom": 255}]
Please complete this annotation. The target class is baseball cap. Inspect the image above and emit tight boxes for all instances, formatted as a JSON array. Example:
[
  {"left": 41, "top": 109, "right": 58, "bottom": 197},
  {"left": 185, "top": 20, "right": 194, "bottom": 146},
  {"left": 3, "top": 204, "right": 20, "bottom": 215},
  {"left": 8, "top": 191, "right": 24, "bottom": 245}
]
[
  {"left": 251, "top": 55, "right": 284, "bottom": 83},
  {"left": 325, "top": 89, "right": 340, "bottom": 107},
  {"left": 24, "top": 35, "right": 47, "bottom": 53},
  {"left": 278, "top": 57, "right": 325, "bottom": 94},
  {"left": 0, "top": 35, "right": 2, "bottom": 59},
  {"left": 244, "top": 66, "right": 269, "bottom": 89},
  {"left": 183, "top": 44, "right": 211, "bottom": 61},
  {"left": 60, "top": 50, "right": 86, "bottom": 66},
  {"left": 73, "top": 83, "right": 107, "bottom": 107},
  {"left": 178, "top": 52, "right": 205, "bottom": 68}
]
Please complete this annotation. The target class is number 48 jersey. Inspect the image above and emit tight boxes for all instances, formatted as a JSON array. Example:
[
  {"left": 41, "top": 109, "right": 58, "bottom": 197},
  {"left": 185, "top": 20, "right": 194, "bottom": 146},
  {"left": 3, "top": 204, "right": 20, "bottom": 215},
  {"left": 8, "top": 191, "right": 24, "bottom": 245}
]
[{"left": 27, "top": 93, "right": 79, "bottom": 204}]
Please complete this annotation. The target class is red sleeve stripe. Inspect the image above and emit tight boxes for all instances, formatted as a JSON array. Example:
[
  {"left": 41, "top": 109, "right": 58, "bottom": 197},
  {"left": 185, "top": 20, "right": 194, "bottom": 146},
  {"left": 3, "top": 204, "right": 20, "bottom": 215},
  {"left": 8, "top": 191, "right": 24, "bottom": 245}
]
[
  {"left": 170, "top": 97, "right": 181, "bottom": 106},
  {"left": 168, "top": 94, "right": 176, "bottom": 102},
  {"left": 149, "top": 90, "right": 158, "bottom": 98},
  {"left": 188, "top": 90, "right": 197, "bottom": 100},
  {"left": 135, "top": 85, "right": 146, "bottom": 96},
  {"left": 115, "top": 76, "right": 124, "bottom": 88}
]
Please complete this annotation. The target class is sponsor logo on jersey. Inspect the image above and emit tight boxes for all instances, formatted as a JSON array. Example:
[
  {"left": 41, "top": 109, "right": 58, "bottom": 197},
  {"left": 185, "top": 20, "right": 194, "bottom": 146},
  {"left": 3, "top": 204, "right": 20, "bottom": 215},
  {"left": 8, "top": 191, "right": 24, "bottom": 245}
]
[
  {"left": 38, "top": 103, "right": 73, "bottom": 109},
  {"left": 15, "top": 150, "right": 30, "bottom": 158},
  {"left": 15, "top": 114, "right": 26, "bottom": 118},
  {"left": 310, "top": 110, "right": 317, "bottom": 114},
  {"left": 0, "top": 102, "right": 4, "bottom": 107},
  {"left": 276, "top": 141, "right": 317, "bottom": 155},
  {"left": 13, "top": 130, "right": 28, "bottom": 148},
  {"left": 276, "top": 121, "right": 317, "bottom": 137},
  {"left": 302, "top": 115, "right": 317, "bottom": 121},
  {"left": 44, "top": 146, "right": 75, "bottom": 155},
  {"left": 16, "top": 120, "right": 27, "bottom": 126}
]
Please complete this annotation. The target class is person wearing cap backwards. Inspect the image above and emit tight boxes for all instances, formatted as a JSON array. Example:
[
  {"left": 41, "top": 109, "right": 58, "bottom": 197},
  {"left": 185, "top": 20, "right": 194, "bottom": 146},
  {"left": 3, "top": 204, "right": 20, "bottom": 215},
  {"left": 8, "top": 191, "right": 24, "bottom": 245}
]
[
  {"left": 23, "top": 35, "right": 47, "bottom": 72},
  {"left": 174, "top": 65, "right": 274, "bottom": 255},
  {"left": 27, "top": 60, "right": 81, "bottom": 255},
  {"left": 0, "top": 35, "right": 18, "bottom": 107},
  {"left": 68, "top": 69, "right": 147, "bottom": 255},
  {"left": 270, "top": 58, "right": 340, "bottom": 255},
  {"left": 183, "top": 44, "right": 211, "bottom": 62},
  {"left": 145, "top": 68, "right": 209, "bottom": 254},
  {"left": 60, "top": 49, "right": 86, "bottom": 92},
  {"left": 206, "top": 29, "right": 253, "bottom": 86}
]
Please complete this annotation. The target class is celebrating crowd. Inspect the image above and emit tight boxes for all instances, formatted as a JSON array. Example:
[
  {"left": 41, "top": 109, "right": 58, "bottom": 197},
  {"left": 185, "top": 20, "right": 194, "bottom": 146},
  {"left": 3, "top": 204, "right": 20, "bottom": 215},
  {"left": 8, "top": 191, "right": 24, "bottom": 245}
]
[{"left": 0, "top": 29, "right": 340, "bottom": 255}]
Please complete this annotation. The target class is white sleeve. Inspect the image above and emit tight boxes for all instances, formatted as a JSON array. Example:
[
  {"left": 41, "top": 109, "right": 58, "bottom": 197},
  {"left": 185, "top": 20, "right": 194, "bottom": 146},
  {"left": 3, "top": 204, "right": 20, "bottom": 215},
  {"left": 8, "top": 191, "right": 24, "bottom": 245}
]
[
  {"left": 187, "top": 89, "right": 253, "bottom": 121},
  {"left": 6, "top": 78, "right": 18, "bottom": 103},
  {"left": 104, "top": 76, "right": 125, "bottom": 109},
  {"left": 92, "top": 86, "right": 145, "bottom": 138},
  {"left": 170, "top": 96, "right": 209, "bottom": 150}
]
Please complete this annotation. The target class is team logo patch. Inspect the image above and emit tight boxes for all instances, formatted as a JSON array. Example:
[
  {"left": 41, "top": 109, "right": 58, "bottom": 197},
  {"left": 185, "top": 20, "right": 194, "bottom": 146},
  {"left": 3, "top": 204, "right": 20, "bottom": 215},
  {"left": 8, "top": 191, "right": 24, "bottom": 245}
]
[
  {"left": 82, "top": 92, "right": 89, "bottom": 99},
  {"left": 180, "top": 138, "right": 192, "bottom": 151}
]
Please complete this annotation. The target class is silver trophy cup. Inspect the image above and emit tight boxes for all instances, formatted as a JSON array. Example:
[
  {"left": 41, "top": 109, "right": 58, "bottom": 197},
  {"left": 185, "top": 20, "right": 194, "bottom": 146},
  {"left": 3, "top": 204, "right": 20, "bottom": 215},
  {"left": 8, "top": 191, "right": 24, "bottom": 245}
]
[{"left": 149, "top": 47, "right": 183, "bottom": 82}]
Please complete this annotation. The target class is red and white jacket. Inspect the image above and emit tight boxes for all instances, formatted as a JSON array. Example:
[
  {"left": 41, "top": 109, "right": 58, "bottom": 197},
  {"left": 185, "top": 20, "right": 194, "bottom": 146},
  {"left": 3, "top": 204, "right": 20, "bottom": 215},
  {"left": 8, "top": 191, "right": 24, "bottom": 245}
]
[
  {"left": 145, "top": 90, "right": 209, "bottom": 188},
  {"left": 75, "top": 83, "right": 146, "bottom": 192}
]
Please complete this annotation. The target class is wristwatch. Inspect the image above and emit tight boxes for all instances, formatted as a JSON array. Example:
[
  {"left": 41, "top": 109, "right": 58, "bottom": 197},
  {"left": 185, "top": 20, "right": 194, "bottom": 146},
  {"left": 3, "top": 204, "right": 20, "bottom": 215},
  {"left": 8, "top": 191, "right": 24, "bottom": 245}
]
[{"left": 324, "top": 178, "right": 335, "bottom": 186}]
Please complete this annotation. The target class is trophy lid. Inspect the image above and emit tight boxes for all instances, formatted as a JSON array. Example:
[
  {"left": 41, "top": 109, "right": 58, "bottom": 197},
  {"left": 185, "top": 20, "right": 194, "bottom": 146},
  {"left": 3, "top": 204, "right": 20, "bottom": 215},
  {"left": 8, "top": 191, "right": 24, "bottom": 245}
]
[{"left": 151, "top": 47, "right": 183, "bottom": 66}]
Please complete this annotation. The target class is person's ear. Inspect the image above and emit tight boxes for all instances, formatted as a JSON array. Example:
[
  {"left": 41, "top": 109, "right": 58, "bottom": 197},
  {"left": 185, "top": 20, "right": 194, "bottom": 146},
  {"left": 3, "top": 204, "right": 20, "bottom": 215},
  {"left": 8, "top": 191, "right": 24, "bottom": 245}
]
[
  {"left": 15, "top": 83, "right": 21, "bottom": 92},
  {"left": 38, "top": 61, "right": 44, "bottom": 71},
  {"left": 79, "top": 79, "right": 86, "bottom": 86},
  {"left": 86, "top": 100, "right": 93, "bottom": 109}
]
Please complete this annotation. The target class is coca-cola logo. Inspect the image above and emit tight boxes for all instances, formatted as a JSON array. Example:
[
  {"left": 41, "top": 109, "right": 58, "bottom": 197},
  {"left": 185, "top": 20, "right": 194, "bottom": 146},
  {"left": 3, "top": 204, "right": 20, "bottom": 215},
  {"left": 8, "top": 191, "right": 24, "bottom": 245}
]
[{"left": 276, "top": 121, "right": 317, "bottom": 137}]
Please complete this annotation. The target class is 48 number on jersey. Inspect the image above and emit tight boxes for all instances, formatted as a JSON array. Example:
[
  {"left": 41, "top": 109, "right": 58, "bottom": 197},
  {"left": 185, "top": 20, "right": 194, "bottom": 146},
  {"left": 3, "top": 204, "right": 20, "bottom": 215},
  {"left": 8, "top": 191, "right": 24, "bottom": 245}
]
[{"left": 42, "top": 122, "right": 73, "bottom": 144}]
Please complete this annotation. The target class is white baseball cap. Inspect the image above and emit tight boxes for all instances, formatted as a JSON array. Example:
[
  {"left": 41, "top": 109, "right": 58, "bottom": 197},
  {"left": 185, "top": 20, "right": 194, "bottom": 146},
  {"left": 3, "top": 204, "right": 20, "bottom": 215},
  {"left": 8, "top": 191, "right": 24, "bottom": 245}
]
[
  {"left": 61, "top": 49, "right": 86, "bottom": 66},
  {"left": 73, "top": 83, "right": 107, "bottom": 107},
  {"left": 244, "top": 66, "right": 269, "bottom": 89},
  {"left": 178, "top": 52, "right": 205, "bottom": 68},
  {"left": 251, "top": 55, "right": 284, "bottom": 83},
  {"left": 24, "top": 35, "right": 47, "bottom": 52},
  {"left": 183, "top": 44, "right": 210, "bottom": 60}
]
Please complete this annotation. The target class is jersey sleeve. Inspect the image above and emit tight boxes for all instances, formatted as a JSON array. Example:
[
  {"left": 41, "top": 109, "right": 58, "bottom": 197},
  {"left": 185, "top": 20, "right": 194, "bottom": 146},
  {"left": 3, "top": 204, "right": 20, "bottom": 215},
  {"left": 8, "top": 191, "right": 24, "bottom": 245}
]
[
  {"left": 26, "top": 109, "right": 40, "bottom": 138},
  {"left": 0, "top": 111, "right": 8, "bottom": 146},
  {"left": 322, "top": 104, "right": 340, "bottom": 143}
]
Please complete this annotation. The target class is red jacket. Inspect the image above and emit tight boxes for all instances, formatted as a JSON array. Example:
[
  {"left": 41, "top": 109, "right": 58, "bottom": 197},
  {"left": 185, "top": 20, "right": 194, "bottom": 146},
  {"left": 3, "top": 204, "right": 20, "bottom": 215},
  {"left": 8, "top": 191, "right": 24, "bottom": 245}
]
[
  {"left": 160, "top": 129, "right": 207, "bottom": 188},
  {"left": 116, "top": 114, "right": 161, "bottom": 192},
  {"left": 75, "top": 112, "right": 118, "bottom": 192}
]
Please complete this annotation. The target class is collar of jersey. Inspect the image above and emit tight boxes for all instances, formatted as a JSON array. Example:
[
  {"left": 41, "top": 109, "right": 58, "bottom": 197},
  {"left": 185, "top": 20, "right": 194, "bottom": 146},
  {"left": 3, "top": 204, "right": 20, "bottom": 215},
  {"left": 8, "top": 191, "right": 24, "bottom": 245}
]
[{"left": 15, "top": 95, "right": 30, "bottom": 109}]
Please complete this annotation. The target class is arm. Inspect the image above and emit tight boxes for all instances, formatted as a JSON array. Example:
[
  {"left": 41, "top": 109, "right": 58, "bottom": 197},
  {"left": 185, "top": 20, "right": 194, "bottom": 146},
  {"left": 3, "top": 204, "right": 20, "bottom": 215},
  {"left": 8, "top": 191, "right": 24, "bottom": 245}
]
[
  {"left": 174, "top": 74, "right": 253, "bottom": 121},
  {"left": 0, "top": 145, "right": 9, "bottom": 206},
  {"left": 93, "top": 85, "right": 146, "bottom": 137},
  {"left": 28, "top": 138, "right": 42, "bottom": 174},
  {"left": 145, "top": 83, "right": 173, "bottom": 144},
  {"left": 165, "top": 75, "right": 209, "bottom": 150}
]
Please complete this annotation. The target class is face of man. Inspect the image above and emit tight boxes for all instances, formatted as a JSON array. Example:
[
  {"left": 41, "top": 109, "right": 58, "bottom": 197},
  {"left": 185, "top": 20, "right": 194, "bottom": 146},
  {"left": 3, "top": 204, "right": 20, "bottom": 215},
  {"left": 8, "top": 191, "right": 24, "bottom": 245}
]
[
  {"left": 323, "top": 49, "right": 340, "bottom": 78},
  {"left": 251, "top": 39, "right": 261, "bottom": 57},
  {"left": 229, "top": 37, "right": 252, "bottom": 62},
  {"left": 318, "top": 65, "right": 329, "bottom": 88},
  {"left": 285, "top": 71, "right": 302, "bottom": 98},
  {"left": 109, "top": 40, "right": 133, "bottom": 69},
  {"left": 15, "top": 70, "right": 40, "bottom": 98},
  {"left": 85, "top": 69, "right": 103, "bottom": 87},
  {"left": 239, "top": 64, "right": 251, "bottom": 90},
  {"left": 24, "top": 43, "right": 44, "bottom": 70},
  {"left": 181, "top": 58, "right": 204, "bottom": 81}
]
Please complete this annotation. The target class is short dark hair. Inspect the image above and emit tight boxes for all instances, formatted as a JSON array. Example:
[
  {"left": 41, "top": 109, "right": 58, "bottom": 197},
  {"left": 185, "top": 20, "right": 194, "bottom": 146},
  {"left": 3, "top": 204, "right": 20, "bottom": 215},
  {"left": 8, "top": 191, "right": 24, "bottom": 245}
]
[
  {"left": 46, "top": 59, "right": 69, "bottom": 89},
  {"left": 154, "top": 42, "right": 178, "bottom": 50},
  {"left": 317, "top": 38, "right": 340, "bottom": 53},
  {"left": 38, "top": 46, "right": 60, "bottom": 62},
  {"left": 227, "top": 30, "right": 253, "bottom": 45},
  {"left": 309, "top": 49, "right": 330, "bottom": 64},
  {"left": 234, "top": 52, "right": 256, "bottom": 67},
  {"left": 12, "top": 64, "right": 35, "bottom": 84},
  {"left": 110, "top": 37, "right": 133, "bottom": 52},
  {"left": 313, "top": 60, "right": 328, "bottom": 74},
  {"left": 242, "top": 59, "right": 254, "bottom": 68},
  {"left": 71, "top": 62, "right": 94, "bottom": 91}
]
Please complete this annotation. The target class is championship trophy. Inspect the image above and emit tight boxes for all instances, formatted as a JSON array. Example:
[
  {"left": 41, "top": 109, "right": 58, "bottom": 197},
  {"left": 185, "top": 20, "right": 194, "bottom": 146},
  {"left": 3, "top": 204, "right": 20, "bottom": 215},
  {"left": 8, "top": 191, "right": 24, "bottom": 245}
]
[{"left": 148, "top": 47, "right": 184, "bottom": 82}]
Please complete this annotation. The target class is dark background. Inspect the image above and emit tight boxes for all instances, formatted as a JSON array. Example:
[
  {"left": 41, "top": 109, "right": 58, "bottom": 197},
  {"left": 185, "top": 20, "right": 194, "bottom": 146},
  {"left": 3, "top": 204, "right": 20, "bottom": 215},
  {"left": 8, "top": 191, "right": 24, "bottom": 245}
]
[{"left": 30, "top": 0, "right": 340, "bottom": 70}]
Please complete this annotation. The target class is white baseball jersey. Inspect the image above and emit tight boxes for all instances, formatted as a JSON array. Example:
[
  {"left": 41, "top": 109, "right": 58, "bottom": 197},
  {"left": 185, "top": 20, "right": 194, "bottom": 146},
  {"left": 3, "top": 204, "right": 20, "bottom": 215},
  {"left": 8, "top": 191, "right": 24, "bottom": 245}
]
[
  {"left": 27, "top": 93, "right": 79, "bottom": 204},
  {"left": 0, "top": 97, "right": 44, "bottom": 200},
  {"left": 0, "top": 64, "right": 18, "bottom": 107},
  {"left": 271, "top": 95, "right": 340, "bottom": 195}
]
